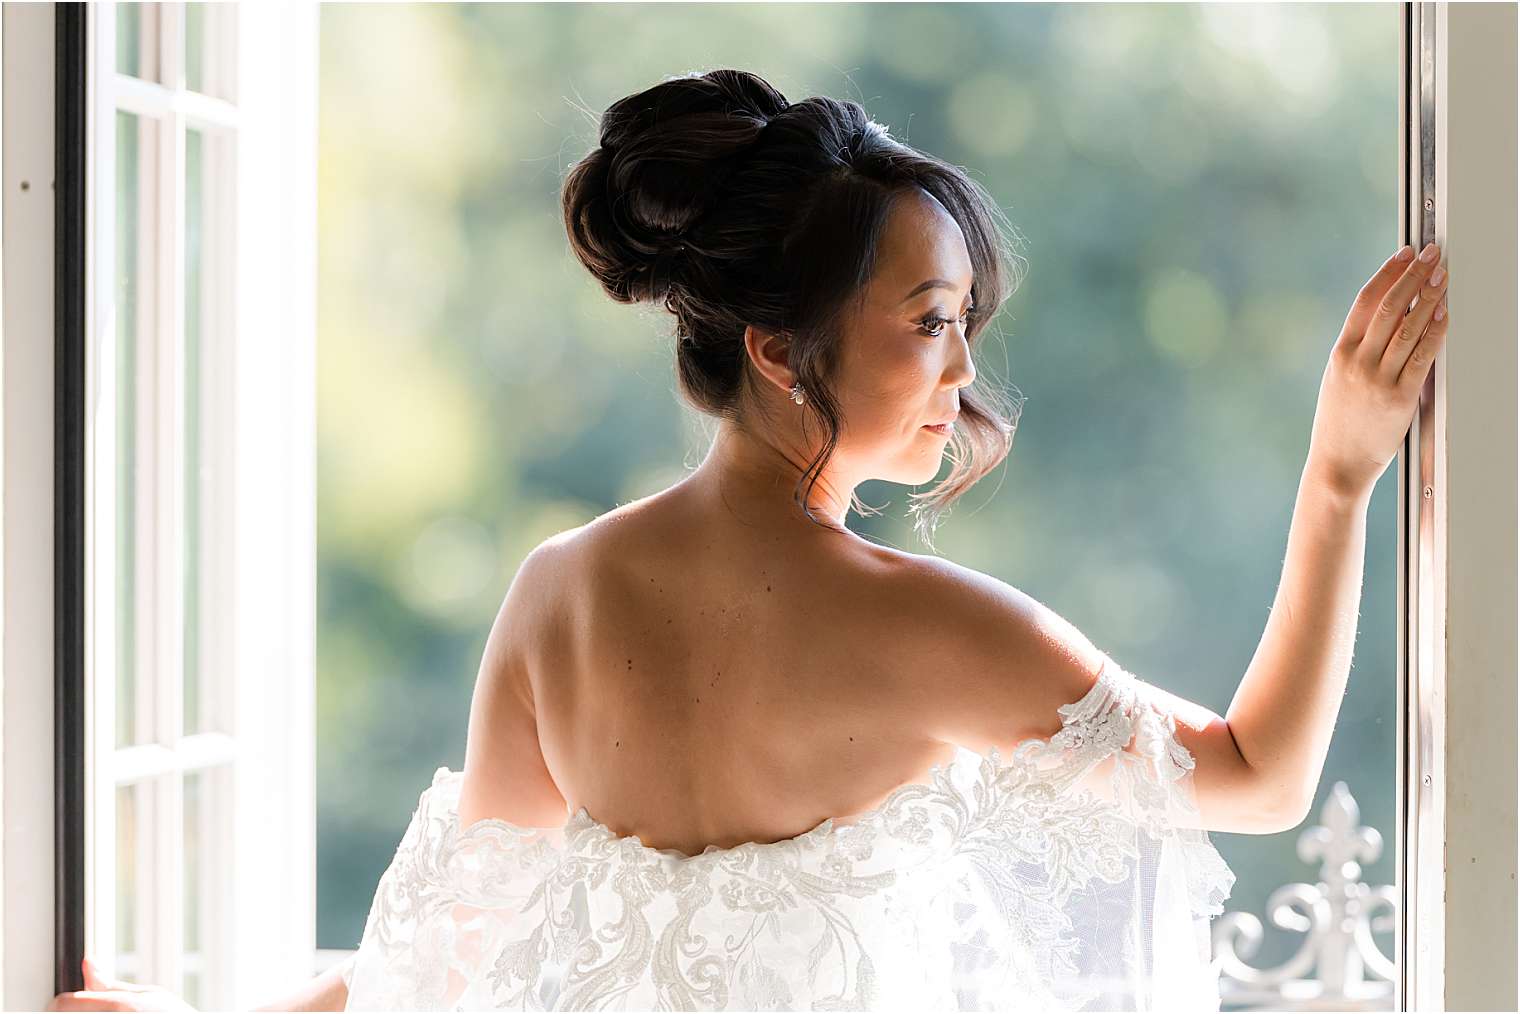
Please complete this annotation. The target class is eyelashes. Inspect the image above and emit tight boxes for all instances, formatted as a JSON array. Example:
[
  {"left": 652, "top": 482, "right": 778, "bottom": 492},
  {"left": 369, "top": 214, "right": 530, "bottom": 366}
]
[{"left": 917, "top": 305, "right": 979, "bottom": 338}]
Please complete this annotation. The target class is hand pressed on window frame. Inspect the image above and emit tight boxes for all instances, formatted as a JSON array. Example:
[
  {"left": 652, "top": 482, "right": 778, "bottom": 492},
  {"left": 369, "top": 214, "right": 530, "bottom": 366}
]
[
  {"left": 47, "top": 956, "right": 196, "bottom": 1013},
  {"left": 1306, "top": 240, "right": 1451, "bottom": 500}
]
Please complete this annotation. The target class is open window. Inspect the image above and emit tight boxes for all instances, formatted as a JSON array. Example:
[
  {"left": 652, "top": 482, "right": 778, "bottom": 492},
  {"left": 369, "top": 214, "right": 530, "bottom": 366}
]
[{"left": 6, "top": 3, "right": 319, "bottom": 1008}]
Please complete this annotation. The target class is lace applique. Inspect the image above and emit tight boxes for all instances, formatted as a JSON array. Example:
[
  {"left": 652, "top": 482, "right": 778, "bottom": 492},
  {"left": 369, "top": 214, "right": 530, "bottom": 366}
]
[{"left": 342, "top": 655, "right": 1236, "bottom": 1011}]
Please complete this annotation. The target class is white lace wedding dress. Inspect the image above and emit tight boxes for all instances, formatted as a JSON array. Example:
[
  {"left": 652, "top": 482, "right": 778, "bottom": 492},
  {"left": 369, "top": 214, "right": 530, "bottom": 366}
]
[{"left": 340, "top": 654, "right": 1236, "bottom": 1011}]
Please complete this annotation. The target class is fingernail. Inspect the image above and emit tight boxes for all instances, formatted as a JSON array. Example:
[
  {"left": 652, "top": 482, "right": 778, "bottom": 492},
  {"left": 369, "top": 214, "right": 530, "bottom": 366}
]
[
  {"left": 1435, "top": 300, "right": 1446, "bottom": 321},
  {"left": 1430, "top": 265, "right": 1446, "bottom": 285},
  {"left": 1419, "top": 242, "right": 1439, "bottom": 262},
  {"left": 1396, "top": 245, "right": 1415, "bottom": 261}
]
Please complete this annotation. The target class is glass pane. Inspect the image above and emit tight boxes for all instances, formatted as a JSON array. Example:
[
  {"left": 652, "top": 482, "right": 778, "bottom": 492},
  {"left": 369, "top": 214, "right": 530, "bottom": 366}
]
[
  {"left": 183, "top": 126, "right": 205, "bottom": 736},
  {"left": 182, "top": 770, "right": 202, "bottom": 1007},
  {"left": 181, "top": 126, "right": 227, "bottom": 738},
  {"left": 115, "top": 783, "right": 142, "bottom": 981},
  {"left": 182, "top": 765, "right": 229, "bottom": 1007},
  {"left": 184, "top": 2, "right": 205, "bottom": 93},
  {"left": 115, "top": 110, "right": 160, "bottom": 749},
  {"left": 182, "top": 967, "right": 202, "bottom": 1008},
  {"left": 184, "top": 2, "right": 234, "bottom": 101},
  {"left": 115, "top": 2, "right": 165, "bottom": 84}
]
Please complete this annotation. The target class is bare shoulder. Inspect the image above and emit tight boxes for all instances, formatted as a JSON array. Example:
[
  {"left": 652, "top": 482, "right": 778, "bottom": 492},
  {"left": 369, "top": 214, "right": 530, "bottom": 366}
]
[
  {"left": 486, "top": 503, "right": 659, "bottom": 672},
  {"left": 494, "top": 495, "right": 656, "bottom": 608},
  {"left": 457, "top": 526, "right": 589, "bottom": 829},
  {"left": 476, "top": 524, "right": 589, "bottom": 668},
  {"left": 876, "top": 548, "right": 1289, "bottom": 832},
  {"left": 867, "top": 547, "right": 1111, "bottom": 753}
]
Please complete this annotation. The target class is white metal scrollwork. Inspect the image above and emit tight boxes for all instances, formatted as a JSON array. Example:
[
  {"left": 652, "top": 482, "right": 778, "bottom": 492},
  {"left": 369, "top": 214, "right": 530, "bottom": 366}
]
[{"left": 1214, "top": 782, "right": 1396, "bottom": 1011}]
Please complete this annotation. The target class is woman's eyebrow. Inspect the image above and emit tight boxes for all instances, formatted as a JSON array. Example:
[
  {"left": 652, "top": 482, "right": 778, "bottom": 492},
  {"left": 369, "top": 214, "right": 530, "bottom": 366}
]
[{"left": 899, "top": 278, "right": 973, "bottom": 304}]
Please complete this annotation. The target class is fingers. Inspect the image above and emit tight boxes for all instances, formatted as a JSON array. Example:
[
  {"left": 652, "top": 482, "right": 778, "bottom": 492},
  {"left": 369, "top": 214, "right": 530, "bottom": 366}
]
[
  {"left": 1361, "top": 242, "right": 1444, "bottom": 363},
  {"left": 81, "top": 956, "right": 151, "bottom": 995},
  {"left": 1379, "top": 255, "right": 1447, "bottom": 374},
  {"left": 1396, "top": 291, "right": 1450, "bottom": 389},
  {"left": 49, "top": 991, "right": 130, "bottom": 1012},
  {"left": 1340, "top": 245, "right": 1418, "bottom": 345},
  {"left": 82, "top": 955, "right": 111, "bottom": 991}
]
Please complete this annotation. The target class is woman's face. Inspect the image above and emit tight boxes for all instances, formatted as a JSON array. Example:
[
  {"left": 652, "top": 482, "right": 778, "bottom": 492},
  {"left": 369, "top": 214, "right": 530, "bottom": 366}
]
[{"left": 828, "top": 188, "right": 978, "bottom": 487}]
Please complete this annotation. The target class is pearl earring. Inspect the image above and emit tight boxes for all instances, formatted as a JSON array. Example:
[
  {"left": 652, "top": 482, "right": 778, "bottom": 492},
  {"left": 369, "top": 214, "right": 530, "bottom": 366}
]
[{"left": 789, "top": 382, "right": 806, "bottom": 405}]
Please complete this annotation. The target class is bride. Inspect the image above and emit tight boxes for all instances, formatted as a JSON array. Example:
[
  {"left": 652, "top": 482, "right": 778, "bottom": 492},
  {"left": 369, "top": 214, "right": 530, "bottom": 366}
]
[{"left": 52, "top": 68, "right": 1448, "bottom": 1012}]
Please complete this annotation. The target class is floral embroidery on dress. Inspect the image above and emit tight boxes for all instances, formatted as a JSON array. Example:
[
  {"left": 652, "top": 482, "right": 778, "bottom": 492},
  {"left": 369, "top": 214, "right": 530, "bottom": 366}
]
[{"left": 342, "top": 655, "right": 1236, "bottom": 1011}]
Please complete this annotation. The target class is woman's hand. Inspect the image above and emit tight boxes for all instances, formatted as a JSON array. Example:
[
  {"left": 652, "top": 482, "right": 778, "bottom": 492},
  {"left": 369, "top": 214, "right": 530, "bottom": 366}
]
[
  {"left": 48, "top": 956, "right": 197, "bottom": 1012},
  {"left": 1306, "top": 241, "right": 1450, "bottom": 499}
]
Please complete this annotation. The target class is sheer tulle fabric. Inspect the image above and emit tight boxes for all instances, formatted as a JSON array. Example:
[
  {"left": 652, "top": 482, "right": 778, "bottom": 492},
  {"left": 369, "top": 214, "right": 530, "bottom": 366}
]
[{"left": 341, "top": 655, "right": 1236, "bottom": 1011}]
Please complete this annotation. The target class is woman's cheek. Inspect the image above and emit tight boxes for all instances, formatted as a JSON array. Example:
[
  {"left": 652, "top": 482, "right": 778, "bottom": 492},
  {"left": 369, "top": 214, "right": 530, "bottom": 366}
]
[{"left": 878, "top": 335, "right": 935, "bottom": 380}]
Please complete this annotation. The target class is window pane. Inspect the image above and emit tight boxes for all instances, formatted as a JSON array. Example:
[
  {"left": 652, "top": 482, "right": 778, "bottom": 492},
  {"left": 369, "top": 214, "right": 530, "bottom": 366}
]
[
  {"left": 115, "top": 2, "right": 165, "bottom": 85},
  {"left": 184, "top": 126, "right": 205, "bottom": 736},
  {"left": 184, "top": 2, "right": 205, "bottom": 93},
  {"left": 182, "top": 765, "right": 230, "bottom": 1007},
  {"left": 115, "top": 783, "right": 142, "bottom": 981},
  {"left": 184, "top": 2, "right": 234, "bottom": 101},
  {"left": 115, "top": 110, "right": 160, "bottom": 749},
  {"left": 181, "top": 125, "right": 228, "bottom": 739},
  {"left": 182, "top": 770, "right": 202, "bottom": 1007}
]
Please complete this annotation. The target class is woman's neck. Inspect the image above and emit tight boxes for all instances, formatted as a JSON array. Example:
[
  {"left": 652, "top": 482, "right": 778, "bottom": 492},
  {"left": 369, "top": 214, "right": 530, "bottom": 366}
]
[{"left": 682, "top": 421, "right": 858, "bottom": 535}]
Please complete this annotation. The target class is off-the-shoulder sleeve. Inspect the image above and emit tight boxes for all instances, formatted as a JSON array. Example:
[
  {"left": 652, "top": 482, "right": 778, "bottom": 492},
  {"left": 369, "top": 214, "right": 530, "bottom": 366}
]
[
  {"left": 938, "top": 653, "right": 1237, "bottom": 1011},
  {"left": 341, "top": 657, "right": 1236, "bottom": 1011},
  {"left": 342, "top": 767, "right": 567, "bottom": 1011}
]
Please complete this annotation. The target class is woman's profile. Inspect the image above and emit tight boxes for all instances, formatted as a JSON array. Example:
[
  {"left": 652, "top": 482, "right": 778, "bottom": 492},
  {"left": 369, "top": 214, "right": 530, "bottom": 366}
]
[{"left": 51, "top": 68, "right": 1450, "bottom": 1013}]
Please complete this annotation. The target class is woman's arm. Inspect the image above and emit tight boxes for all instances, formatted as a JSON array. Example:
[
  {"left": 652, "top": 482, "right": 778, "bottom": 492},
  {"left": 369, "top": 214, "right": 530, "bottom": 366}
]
[
  {"left": 48, "top": 954, "right": 348, "bottom": 1012},
  {"left": 1221, "top": 241, "right": 1450, "bottom": 820},
  {"left": 250, "top": 960, "right": 349, "bottom": 1012},
  {"left": 914, "top": 243, "right": 1450, "bottom": 835},
  {"left": 1218, "top": 459, "right": 1370, "bottom": 824}
]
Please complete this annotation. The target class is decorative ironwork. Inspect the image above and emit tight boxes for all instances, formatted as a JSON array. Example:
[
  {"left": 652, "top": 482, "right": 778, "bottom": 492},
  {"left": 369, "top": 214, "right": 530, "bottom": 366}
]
[{"left": 1215, "top": 782, "right": 1396, "bottom": 1011}]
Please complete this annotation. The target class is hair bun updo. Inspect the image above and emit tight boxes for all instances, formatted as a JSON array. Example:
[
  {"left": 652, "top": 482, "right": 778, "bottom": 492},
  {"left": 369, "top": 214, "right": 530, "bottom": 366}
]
[
  {"left": 559, "top": 68, "right": 1025, "bottom": 548},
  {"left": 563, "top": 69, "right": 790, "bottom": 306}
]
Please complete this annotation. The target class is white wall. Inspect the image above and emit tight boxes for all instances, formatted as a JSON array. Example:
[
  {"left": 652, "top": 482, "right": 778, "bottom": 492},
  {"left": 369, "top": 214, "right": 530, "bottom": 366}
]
[
  {"left": 1439, "top": 4, "right": 1519, "bottom": 1010},
  {"left": 1, "top": 3, "right": 57, "bottom": 1008}
]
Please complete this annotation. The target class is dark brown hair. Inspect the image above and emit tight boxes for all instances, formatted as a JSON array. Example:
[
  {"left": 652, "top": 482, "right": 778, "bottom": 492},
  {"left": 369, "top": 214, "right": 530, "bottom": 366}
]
[{"left": 560, "top": 69, "right": 1025, "bottom": 548}]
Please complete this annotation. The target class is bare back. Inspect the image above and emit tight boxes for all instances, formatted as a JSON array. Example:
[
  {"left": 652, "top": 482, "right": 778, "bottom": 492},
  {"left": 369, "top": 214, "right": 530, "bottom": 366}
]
[
  {"left": 466, "top": 473, "right": 1268, "bottom": 855},
  {"left": 527, "top": 487, "right": 975, "bottom": 858}
]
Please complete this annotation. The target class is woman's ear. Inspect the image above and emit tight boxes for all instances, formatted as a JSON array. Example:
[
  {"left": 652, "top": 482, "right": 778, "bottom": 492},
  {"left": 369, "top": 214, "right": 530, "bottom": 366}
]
[{"left": 742, "top": 324, "right": 796, "bottom": 396}]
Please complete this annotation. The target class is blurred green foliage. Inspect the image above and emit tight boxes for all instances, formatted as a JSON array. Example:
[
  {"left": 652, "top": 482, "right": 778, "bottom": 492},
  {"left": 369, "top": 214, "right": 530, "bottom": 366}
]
[{"left": 317, "top": 2, "right": 1401, "bottom": 973}]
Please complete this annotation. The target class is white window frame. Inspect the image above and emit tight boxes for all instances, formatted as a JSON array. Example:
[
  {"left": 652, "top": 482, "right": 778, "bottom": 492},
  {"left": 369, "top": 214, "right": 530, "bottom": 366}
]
[
  {"left": 221, "top": 3, "right": 320, "bottom": 1006},
  {"left": 1396, "top": 4, "right": 1519, "bottom": 1011},
  {"left": 0, "top": 4, "right": 1510, "bottom": 1011}
]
